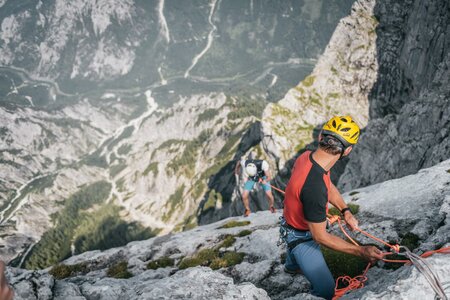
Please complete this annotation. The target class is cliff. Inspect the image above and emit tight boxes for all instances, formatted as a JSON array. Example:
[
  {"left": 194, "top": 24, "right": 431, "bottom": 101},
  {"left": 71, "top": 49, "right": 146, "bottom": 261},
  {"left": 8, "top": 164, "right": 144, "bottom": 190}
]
[
  {"left": 339, "top": 0, "right": 450, "bottom": 191},
  {"left": 5, "top": 158, "right": 450, "bottom": 299}
]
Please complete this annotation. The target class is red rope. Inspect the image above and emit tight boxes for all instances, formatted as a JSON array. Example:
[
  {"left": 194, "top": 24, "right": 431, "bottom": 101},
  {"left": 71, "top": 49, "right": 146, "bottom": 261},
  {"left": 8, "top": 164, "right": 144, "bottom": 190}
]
[
  {"left": 269, "top": 184, "right": 287, "bottom": 195},
  {"left": 271, "top": 184, "right": 449, "bottom": 298},
  {"left": 330, "top": 214, "right": 449, "bottom": 299}
]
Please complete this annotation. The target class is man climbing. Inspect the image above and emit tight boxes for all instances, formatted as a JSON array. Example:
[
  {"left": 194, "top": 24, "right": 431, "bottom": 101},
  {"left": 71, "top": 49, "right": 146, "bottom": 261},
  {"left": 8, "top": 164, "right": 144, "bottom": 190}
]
[
  {"left": 235, "top": 152, "right": 276, "bottom": 217},
  {"left": 281, "top": 116, "right": 384, "bottom": 300}
]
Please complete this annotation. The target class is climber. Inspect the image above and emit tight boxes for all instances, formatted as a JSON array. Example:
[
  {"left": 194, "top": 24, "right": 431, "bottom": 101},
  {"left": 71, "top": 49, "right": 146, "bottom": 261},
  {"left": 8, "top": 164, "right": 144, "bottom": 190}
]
[
  {"left": 280, "top": 116, "right": 384, "bottom": 300},
  {"left": 235, "top": 151, "right": 276, "bottom": 217},
  {"left": 0, "top": 261, "right": 13, "bottom": 300}
]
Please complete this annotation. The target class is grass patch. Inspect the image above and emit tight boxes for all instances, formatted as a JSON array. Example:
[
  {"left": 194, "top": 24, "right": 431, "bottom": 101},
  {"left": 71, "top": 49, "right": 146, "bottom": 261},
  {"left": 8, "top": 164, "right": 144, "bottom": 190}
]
[
  {"left": 49, "top": 263, "right": 88, "bottom": 280},
  {"left": 219, "top": 220, "right": 251, "bottom": 229},
  {"left": 218, "top": 235, "right": 236, "bottom": 249},
  {"left": 147, "top": 256, "right": 174, "bottom": 270},
  {"left": 302, "top": 75, "right": 315, "bottom": 87},
  {"left": 447, "top": 169, "right": 450, "bottom": 173},
  {"left": 107, "top": 261, "right": 133, "bottom": 279},
  {"left": 179, "top": 249, "right": 218, "bottom": 269},
  {"left": 178, "top": 248, "right": 245, "bottom": 270},
  {"left": 237, "top": 230, "right": 252, "bottom": 237},
  {"left": 328, "top": 203, "right": 360, "bottom": 216},
  {"left": 349, "top": 191, "right": 360, "bottom": 196},
  {"left": 210, "top": 252, "right": 245, "bottom": 270},
  {"left": 331, "top": 67, "right": 338, "bottom": 76},
  {"left": 322, "top": 246, "right": 367, "bottom": 279}
]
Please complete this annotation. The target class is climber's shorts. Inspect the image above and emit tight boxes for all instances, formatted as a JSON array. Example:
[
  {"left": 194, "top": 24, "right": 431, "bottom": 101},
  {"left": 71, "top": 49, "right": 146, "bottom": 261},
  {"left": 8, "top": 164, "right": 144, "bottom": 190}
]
[{"left": 244, "top": 176, "right": 271, "bottom": 192}]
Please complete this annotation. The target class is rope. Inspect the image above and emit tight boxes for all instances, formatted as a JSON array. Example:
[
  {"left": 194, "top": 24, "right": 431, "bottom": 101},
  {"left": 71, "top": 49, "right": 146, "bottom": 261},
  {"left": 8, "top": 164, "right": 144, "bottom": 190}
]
[
  {"left": 330, "top": 214, "right": 449, "bottom": 300},
  {"left": 271, "top": 184, "right": 449, "bottom": 299},
  {"left": 269, "top": 183, "right": 287, "bottom": 195},
  {"left": 403, "top": 247, "right": 448, "bottom": 300},
  {"left": 333, "top": 263, "right": 370, "bottom": 299}
]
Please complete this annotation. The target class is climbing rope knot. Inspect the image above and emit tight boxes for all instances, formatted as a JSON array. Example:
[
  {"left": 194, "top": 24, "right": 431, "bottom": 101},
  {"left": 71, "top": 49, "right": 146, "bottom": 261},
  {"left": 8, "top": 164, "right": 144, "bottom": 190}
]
[{"left": 391, "top": 244, "right": 401, "bottom": 254}]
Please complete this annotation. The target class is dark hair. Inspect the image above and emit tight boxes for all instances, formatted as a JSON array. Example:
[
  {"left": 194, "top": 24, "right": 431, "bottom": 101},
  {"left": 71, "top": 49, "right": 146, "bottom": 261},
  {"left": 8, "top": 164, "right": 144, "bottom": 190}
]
[{"left": 319, "top": 135, "right": 344, "bottom": 155}]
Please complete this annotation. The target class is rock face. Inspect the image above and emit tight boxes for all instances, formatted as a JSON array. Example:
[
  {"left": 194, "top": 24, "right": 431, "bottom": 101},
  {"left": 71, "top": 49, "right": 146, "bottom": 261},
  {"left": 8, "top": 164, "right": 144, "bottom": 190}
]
[
  {"left": 261, "top": 0, "right": 378, "bottom": 171},
  {"left": 338, "top": 0, "right": 450, "bottom": 191},
  {"left": 5, "top": 158, "right": 450, "bottom": 299}
]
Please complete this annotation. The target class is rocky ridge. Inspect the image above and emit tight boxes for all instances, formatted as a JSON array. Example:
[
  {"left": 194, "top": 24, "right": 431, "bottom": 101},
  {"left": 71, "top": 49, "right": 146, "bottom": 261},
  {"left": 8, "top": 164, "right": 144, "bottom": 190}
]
[
  {"left": 5, "top": 158, "right": 450, "bottom": 300},
  {"left": 261, "top": 0, "right": 378, "bottom": 171},
  {"left": 338, "top": 0, "right": 450, "bottom": 191},
  {"left": 0, "top": 90, "right": 264, "bottom": 267}
]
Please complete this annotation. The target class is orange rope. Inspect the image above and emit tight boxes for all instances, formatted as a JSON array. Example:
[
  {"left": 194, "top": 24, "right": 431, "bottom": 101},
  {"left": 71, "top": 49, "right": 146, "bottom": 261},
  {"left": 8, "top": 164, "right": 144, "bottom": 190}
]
[
  {"left": 269, "top": 184, "right": 286, "bottom": 195},
  {"left": 272, "top": 186, "right": 449, "bottom": 298},
  {"left": 354, "top": 227, "right": 400, "bottom": 253},
  {"left": 333, "top": 263, "right": 370, "bottom": 299},
  {"left": 330, "top": 214, "right": 450, "bottom": 299}
]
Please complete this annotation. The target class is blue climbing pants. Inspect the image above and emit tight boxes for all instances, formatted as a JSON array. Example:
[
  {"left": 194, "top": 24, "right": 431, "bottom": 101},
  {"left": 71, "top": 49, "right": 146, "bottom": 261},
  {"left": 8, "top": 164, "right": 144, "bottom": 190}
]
[{"left": 284, "top": 230, "right": 335, "bottom": 300}]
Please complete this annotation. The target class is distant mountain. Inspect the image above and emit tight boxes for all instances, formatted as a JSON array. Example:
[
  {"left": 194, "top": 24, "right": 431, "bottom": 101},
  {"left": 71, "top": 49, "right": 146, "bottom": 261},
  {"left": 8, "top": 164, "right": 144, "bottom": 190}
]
[
  {"left": 0, "top": 0, "right": 353, "bottom": 103},
  {"left": 0, "top": 0, "right": 354, "bottom": 268}
]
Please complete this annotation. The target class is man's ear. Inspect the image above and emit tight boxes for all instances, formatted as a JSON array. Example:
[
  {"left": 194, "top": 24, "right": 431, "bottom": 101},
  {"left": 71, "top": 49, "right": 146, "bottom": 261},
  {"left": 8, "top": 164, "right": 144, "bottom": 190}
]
[{"left": 343, "top": 146, "right": 353, "bottom": 156}]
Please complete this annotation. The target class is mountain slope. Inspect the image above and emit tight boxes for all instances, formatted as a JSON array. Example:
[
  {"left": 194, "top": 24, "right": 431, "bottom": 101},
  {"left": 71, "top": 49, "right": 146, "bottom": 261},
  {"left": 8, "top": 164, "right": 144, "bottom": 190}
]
[
  {"left": 0, "top": 0, "right": 355, "bottom": 267},
  {"left": 5, "top": 158, "right": 450, "bottom": 299}
]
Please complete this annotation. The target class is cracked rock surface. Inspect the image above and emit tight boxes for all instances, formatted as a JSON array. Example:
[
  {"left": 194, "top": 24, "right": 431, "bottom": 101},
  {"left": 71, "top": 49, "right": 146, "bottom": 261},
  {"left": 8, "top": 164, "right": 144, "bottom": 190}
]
[{"left": 6, "top": 159, "right": 450, "bottom": 299}]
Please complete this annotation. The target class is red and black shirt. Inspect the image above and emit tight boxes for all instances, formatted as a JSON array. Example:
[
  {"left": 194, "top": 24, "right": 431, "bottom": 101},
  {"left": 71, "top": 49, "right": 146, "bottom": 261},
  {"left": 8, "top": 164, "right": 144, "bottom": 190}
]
[{"left": 283, "top": 151, "right": 331, "bottom": 231}]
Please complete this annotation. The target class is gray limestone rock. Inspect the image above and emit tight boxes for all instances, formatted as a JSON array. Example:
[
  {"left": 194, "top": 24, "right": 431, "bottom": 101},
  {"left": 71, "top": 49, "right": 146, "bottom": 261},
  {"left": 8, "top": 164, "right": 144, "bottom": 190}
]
[
  {"left": 339, "top": 0, "right": 450, "bottom": 191},
  {"left": 5, "top": 160, "right": 450, "bottom": 299}
]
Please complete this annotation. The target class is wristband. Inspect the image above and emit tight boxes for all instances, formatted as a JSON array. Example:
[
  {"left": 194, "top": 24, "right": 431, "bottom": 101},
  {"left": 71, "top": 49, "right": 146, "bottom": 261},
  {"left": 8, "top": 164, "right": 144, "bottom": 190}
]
[{"left": 341, "top": 207, "right": 351, "bottom": 215}]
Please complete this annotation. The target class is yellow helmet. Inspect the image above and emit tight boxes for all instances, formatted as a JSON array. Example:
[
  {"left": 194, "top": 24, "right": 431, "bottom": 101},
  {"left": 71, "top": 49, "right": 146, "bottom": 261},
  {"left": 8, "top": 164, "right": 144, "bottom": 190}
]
[{"left": 322, "top": 116, "right": 360, "bottom": 147}]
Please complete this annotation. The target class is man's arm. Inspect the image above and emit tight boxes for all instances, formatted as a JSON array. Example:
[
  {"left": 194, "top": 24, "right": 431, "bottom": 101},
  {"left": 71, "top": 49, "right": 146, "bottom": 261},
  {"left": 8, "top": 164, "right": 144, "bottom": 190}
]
[
  {"left": 328, "top": 182, "right": 347, "bottom": 211},
  {"left": 329, "top": 182, "right": 358, "bottom": 230},
  {"left": 307, "top": 221, "right": 384, "bottom": 264}
]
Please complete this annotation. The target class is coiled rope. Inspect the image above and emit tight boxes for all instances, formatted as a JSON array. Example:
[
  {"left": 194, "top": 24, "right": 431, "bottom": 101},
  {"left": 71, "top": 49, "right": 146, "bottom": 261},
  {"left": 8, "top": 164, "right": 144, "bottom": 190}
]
[{"left": 271, "top": 184, "right": 449, "bottom": 300}]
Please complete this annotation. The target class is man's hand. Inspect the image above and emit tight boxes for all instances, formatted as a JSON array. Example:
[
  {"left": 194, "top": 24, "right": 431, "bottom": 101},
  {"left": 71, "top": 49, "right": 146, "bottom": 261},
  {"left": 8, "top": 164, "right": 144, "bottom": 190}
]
[
  {"left": 343, "top": 211, "right": 359, "bottom": 231},
  {"left": 0, "top": 261, "right": 13, "bottom": 300},
  {"left": 359, "top": 246, "right": 384, "bottom": 264}
]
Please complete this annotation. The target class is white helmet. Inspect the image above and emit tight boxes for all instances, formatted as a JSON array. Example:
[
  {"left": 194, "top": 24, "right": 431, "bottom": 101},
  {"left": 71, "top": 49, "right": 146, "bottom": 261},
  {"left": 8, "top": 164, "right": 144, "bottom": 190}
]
[{"left": 245, "top": 163, "right": 257, "bottom": 177}]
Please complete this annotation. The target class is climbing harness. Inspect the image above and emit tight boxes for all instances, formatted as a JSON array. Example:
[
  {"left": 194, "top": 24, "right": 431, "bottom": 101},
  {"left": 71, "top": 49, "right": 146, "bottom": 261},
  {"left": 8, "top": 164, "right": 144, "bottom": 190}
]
[
  {"left": 278, "top": 216, "right": 313, "bottom": 250},
  {"left": 273, "top": 185, "right": 450, "bottom": 299}
]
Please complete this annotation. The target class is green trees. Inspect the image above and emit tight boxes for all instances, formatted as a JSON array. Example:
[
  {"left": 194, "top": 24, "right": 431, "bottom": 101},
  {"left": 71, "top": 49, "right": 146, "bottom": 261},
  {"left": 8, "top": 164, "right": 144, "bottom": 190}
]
[{"left": 23, "top": 181, "right": 112, "bottom": 269}]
